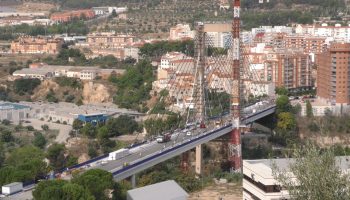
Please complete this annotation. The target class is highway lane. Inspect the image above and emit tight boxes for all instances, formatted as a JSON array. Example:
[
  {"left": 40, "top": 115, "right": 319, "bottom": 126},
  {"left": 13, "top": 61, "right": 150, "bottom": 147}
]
[{"left": 92, "top": 125, "right": 208, "bottom": 173}]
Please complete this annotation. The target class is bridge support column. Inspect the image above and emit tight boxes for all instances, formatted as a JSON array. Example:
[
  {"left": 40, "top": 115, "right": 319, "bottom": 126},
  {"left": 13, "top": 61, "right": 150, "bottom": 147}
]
[
  {"left": 131, "top": 174, "right": 136, "bottom": 188},
  {"left": 195, "top": 144, "right": 203, "bottom": 175}
]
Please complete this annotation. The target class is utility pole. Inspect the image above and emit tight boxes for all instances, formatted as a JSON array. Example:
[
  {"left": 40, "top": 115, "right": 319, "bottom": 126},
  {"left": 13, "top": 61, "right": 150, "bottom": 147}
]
[{"left": 229, "top": 0, "right": 242, "bottom": 173}]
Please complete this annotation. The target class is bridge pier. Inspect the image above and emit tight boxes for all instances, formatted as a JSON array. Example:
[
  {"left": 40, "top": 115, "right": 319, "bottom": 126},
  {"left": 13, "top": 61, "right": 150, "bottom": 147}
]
[
  {"left": 195, "top": 144, "right": 202, "bottom": 175},
  {"left": 131, "top": 174, "right": 136, "bottom": 188}
]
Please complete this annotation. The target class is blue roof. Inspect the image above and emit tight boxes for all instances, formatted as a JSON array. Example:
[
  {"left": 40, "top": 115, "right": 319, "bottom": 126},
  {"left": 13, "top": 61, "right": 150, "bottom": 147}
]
[{"left": 0, "top": 103, "right": 30, "bottom": 110}]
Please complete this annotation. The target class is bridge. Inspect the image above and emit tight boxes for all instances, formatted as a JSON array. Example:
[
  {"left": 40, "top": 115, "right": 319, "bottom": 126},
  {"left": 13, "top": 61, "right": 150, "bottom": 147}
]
[
  {"left": 70, "top": 102, "right": 276, "bottom": 184},
  {"left": 63, "top": 0, "right": 275, "bottom": 186}
]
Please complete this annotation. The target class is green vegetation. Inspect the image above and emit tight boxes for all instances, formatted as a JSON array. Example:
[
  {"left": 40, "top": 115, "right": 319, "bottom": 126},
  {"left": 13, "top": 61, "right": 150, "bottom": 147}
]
[
  {"left": 0, "top": 146, "right": 47, "bottom": 188},
  {"left": 144, "top": 114, "right": 181, "bottom": 136},
  {"left": 47, "top": 143, "right": 77, "bottom": 170},
  {"left": 206, "top": 91, "right": 230, "bottom": 117},
  {"left": 0, "top": 21, "right": 88, "bottom": 40},
  {"left": 273, "top": 142, "right": 350, "bottom": 199},
  {"left": 306, "top": 100, "right": 313, "bottom": 118},
  {"left": 105, "top": 115, "right": 140, "bottom": 137},
  {"left": 44, "top": 48, "right": 134, "bottom": 68},
  {"left": 111, "top": 60, "right": 154, "bottom": 111},
  {"left": 13, "top": 78, "right": 41, "bottom": 95},
  {"left": 33, "top": 169, "right": 117, "bottom": 200},
  {"left": 139, "top": 40, "right": 194, "bottom": 58},
  {"left": 54, "top": 77, "right": 82, "bottom": 89}
]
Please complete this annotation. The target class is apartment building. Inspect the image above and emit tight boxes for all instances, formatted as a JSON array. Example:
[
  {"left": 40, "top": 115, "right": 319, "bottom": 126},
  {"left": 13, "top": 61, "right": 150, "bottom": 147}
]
[
  {"left": 11, "top": 36, "right": 63, "bottom": 54},
  {"left": 317, "top": 42, "right": 350, "bottom": 105},
  {"left": 295, "top": 23, "right": 350, "bottom": 42},
  {"left": 285, "top": 35, "right": 327, "bottom": 54},
  {"left": 87, "top": 32, "right": 135, "bottom": 48},
  {"left": 50, "top": 9, "right": 95, "bottom": 23},
  {"left": 245, "top": 45, "right": 312, "bottom": 90},
  {"left": 169, "top": 24, "right": 195, "bottom": 40}
]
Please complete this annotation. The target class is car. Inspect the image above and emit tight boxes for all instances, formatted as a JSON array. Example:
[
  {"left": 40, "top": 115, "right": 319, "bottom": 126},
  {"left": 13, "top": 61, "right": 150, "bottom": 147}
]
[{"left": 186, "top": 131, "right": 192, "bottom": 136}]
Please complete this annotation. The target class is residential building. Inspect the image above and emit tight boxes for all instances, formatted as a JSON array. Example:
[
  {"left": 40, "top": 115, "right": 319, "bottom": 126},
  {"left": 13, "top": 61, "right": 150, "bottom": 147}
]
[
  {"left": 295, "top": 23, "right": 350, "bottom": 42},
  {"left": 245, "top": 44, "right": 312, "bottom": 90},
  {"left": 160, "top": 52, "right": 190, "bottom": 69},
  {"left": 243, "top": 157, "right": 350, "bottom": 200},
  {"left": 87, "top": 32, "right": 135, "bottom": 48},
  {"left": 169, "top": 24, "right": 195, "bottom": 40},
  {"left": 11, "top": 36, "right": 63, "bottom": 54},
  {"left": 206, "top": 31, "right": 232, "bottom": 48},
  {"left": 317, "top": 42, "right": 350, "bottom": 105},
  {"left": 50, "top": 9, "right": 95, "bottom": 23},
  {"left": 285, "top": 35, "right": 327, "bottom": 54},
  {"left": 127, "top": 180, "right": 188, "bottom": 200}
]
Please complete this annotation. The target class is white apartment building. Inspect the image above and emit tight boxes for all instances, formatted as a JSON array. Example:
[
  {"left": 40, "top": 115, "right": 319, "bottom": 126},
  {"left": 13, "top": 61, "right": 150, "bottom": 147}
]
[
  {"left": 169, "top": 24, "right": 195, "bottom": 40},
  {"left": 160, "top": 52, "right": 189, "bottom": 69},
  {"left": 243, "top": 157, "right": 350, "bottom": 200},
  {"left": 295, "top": 24, "right": 350, "bottom": 42},
  {"left": 206, "top": 32, "right": 232, "bottom": 48}
]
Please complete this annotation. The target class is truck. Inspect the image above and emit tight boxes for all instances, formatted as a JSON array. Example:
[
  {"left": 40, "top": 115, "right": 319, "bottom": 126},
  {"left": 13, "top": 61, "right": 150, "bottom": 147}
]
[
  {"left": 108, "top": 148, "right": 130, "bottom": 161},
  {"left": 156, "top": 133, "right": 171, "bottom": 143},
  {"left": 2, "top": 182, "right": 23, "bottom": 195}
]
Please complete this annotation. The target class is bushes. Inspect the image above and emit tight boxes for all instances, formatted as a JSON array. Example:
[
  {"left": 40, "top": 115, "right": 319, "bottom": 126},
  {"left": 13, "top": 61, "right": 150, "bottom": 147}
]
[
  {"left": 54, "top": 77, "right": 82, "bottom": 89},
  {"left": 13, "top": 78, "right": 41, "bottom": 95}
]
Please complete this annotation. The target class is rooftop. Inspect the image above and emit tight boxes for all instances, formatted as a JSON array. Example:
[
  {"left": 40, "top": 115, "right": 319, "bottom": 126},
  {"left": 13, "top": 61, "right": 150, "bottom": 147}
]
[{"left": 127, "top": 180, "right": 188, "bottom": 200}]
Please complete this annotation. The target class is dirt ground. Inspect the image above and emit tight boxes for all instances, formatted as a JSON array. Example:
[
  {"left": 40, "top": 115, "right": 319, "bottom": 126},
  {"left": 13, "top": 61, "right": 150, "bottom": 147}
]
[
  {"left": 15, "top": 2, "right": 56, "bottom": 13},
  {"left": 189, "top": 183, "right": 242, "bottom": 200}
]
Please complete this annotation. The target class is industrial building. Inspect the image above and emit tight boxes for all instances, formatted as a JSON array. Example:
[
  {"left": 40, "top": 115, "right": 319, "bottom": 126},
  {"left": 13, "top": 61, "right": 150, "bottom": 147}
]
[
  {"left": 127, "top": 180, "right": 188, "bottom": 200},
  {"left": 0, "top": 102, "right": 30, "bottom": 123}
]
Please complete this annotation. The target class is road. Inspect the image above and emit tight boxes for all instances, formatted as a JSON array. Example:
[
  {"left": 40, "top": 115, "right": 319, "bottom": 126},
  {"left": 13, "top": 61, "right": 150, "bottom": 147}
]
[{"left": 93, "top": 124, "right": 210, "bottom": 173}]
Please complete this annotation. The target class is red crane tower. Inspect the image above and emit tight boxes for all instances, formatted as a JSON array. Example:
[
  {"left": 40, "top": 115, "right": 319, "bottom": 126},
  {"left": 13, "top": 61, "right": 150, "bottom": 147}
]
[{"left": 229, "top": 0, "right": 242, "bottom": 172}]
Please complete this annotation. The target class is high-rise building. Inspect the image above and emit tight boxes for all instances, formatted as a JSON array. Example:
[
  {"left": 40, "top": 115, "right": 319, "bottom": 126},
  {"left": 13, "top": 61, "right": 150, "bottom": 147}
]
[{"left": 317, "top": 43, "right": 350, "bottom": 105}]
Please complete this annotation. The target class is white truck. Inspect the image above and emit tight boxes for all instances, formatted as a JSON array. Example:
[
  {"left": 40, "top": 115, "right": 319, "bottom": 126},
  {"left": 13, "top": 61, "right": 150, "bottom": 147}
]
[
  {"left": 2, "top": 182, "right": 23, "bottom": 195},
  {"left": 108, "top": 148, "right": 130, "bottom": 161}
]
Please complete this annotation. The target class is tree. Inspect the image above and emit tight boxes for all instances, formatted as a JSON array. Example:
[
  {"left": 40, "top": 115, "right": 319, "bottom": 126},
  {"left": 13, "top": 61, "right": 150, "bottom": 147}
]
[
  {"left": 276, "top": 95, "right": 292, "bottom": 114},
  {"left": 72, "top": 119, "right": 84, "bottom": 130},
  {"left": 306, "top": 100, "right": 313, "bottom": 118},
  {"left": 47, "top": 143, "right": 66, "bottom": 170},
  {"left": 13, "top": 78, "right": 41, "bottom": 94},
  {"left": 72, "top": 169, "right": 114, "bottom": 200},
  {"left": 33, "top": 132, "right": 47, "bottom": 149},
  {"left": 1, "top": 130, "right": 14, "bottom": 143},
  {"left": 275, "top": 86, "right": 288, "bottom": 95},
  {"left": 41, "top": 124, "right": 49, "bottom": 131},
  {"left": 277, "top": 112, "right": 296, "bottom": 131},
  {"left": 106, "top": 116, "right": 139, "bottom": 137},
  {"left": 32, "top": 180, "right": 66, "bottom": 200},
  {"left": 80, "top": 123, "right": 97, "bottom": 138},
  {"left": 273, "top": 143, "right": 350, "bottom": 200}
]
